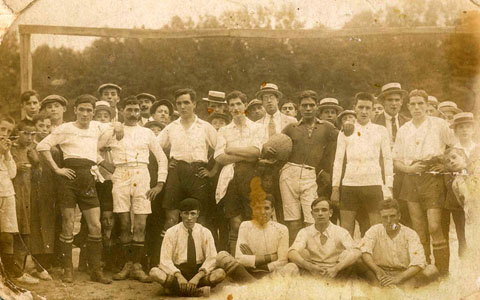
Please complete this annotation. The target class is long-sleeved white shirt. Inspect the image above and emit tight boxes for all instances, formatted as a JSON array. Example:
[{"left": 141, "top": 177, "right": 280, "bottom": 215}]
[
  {"left": 332, "top": 121, "right": 393, "bottom": 187},
  {"left": 214, "top": 118, "right": 265, "bottom": 159},
  {"left": 0, "top": 151, "right": 16, "bottom": 197},
  {"left": 98, "top": 125, "right": 168, "bottom": 182},
  {"left": 160, "top": 222, "right": 217, "bottom": 276},
  {"left": 158, "top": 116, "right": 217, "bottom": 163},
  {"left": 235, "top": 220, "right": 289, "bottom": 272},
  {"left": 37, "top": 121, "right": 110, "bottom": 163}
]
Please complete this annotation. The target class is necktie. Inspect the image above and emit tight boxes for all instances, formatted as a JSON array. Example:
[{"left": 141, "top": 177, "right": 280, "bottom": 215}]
[
  {"left": 187, "top": 228, "right": 196, "bottom": 267},
  {"left": 320, "top": 233, "right": 328, "bottom": 245},
  {"left": 391, "top": 117, "right": 398, "bottom": 142},
  {"left": 268, "top": 115, "right": 276, "bottom": 138}
]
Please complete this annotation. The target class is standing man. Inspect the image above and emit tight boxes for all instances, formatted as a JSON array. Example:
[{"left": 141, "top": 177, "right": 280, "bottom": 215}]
[
  {"left": 37, "top": 94, "right": 119, "bottom": 284},
  {"left": 276, "top": 90, "right": 337, "bottom": 243},
  {"left": 426, "top": 95, "right": 440, "bottom": 117},
  {"left": 97, "top": 83, "right": 122, "bottom": 120},
  {"left": 20, "top": 90, "right": 40, "bottom": 121},
  {"left": 280, "top": 100, "right": 298, "bottom": 119},
  {"left": 150, "top": 99, "right": 174, "bottom": 127},
  {"left": 202, "top": 91, "right": 228, "bottom": 115},
  {"left": 438, "top": 101, "right": 462, "bottom": 125},
  {"left": 332, "top": 92, "right": 393, "bottom": 237},
  {"left": 158, "top": 88, "right": 217, "bottom": 232},
  {"left": 136, "top": 93, "right": 156, "bottom": 126},
  {"left": 317, "top": 98, "right": 343, "bottom": 127},
  {"left": 393, "top": 89, "right": 455, "bottom": 276},
  {"left": 40, "top": 95, "right": 68, "bottom": 130},
  {"left": 245, "top": 99, "right": 265, "bottom": 122},
  {"left": 99, "top": 96, "right": 168, "bottom": 282}
]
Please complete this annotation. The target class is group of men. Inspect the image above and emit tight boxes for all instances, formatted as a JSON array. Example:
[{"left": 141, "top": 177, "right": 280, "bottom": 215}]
[{"left": 0, "top": 80, "right": 477, "bottom": 297}]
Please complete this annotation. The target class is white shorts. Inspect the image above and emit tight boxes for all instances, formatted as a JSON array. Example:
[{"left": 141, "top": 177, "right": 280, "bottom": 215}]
[
  {"left": 0, "top": 196, "right": 19, "bottom": 233},
  {"left": 111, "top": 165, "right": 152, "bottom": 214},
  {"left": 279, "top": 163, "right": 318, "bottom": 223}
]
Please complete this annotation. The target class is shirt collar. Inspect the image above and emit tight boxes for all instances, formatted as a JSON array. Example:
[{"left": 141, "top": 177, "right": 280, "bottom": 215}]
[
  {"left": 181, "top": 222, "right": 197, "bottom": 232},
  {"left": 298, "top": 118, "right": 321, "bottom": 125},
  {"left": 174, "top": 115, "right": 200, "bottom": 126},
  {"left": 313, "top": 222, "right": 333, "bottom": 237},
  {"left": 384, "top": 112, "right": 398, "bottom": 121},
  {"left": 231, "top": 116, "right": 251, "bottom": 129}
]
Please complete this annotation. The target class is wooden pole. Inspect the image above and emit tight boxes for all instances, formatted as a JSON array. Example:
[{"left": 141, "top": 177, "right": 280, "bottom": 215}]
[{"left": 19, "top": 33, "right": 32, "bottom": 119}]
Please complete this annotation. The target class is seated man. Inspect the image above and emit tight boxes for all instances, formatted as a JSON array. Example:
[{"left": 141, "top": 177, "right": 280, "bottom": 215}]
[
  {"left": 284, "top": 198, "right": 361, "bottom": 278},
  {"left": 361, "top": 199, "right": 438, "bottom": 288},
  {"left": 149, "top": 198, "right": 225, "bottom": 297}
]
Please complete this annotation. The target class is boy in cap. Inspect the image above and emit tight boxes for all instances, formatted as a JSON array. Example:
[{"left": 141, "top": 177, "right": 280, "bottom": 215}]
[
  {"left": 245, "top": 99, "right": 265, "bottom": 122},
  {"left": 20, "top": 90, "right": 40, "bottom": 121},
  {"left": 40, "top": 94, "right": 68, "bottom": 130},
  {"left": 317, "top": 98, "right": 343, "bottom": 127},
  {"left": 150, "top": 99, "right": 174, "bottom": 127},
  {"left": 150, "top": 198, "right": 225, "bottom": 297},
  {"left": 144, "top": 120, "right": 165, "bottom": 136},
  {"left": 207, "top": 113, "right": 230, "bottom": 131},
  {"left": 137, "top": 93, "right": 156, "bottom": 126}
]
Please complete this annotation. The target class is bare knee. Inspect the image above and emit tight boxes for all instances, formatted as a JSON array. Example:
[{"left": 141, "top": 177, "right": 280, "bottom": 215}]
[{"left": 133, "top": 222, "right": 146, "bottom": 241}]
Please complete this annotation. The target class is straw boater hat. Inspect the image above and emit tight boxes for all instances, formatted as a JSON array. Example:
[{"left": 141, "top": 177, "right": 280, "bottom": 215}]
[
  {"left": 450, "top": 112, "right": 474, "bottom": 129},
  {"left": 150, "top": 99, "right": 174, "bottom": 116},
  {"left": 202, "top": 91, "right": 226, "bottom": 104},
  {"left": 136, "top": 93, "right": 157, "bottom": 102},
  {"left": 377, "top": 83, "right": 408, "bottom": 100},
  {"left": 438, "top": 101, "right": 462, "bottom": 114},
  {"left": 97, "top": 83, "right": 122, "bottom": 94},
  {"left": 40, "top": 94, "right": 68, "bottom": 110},
  {"left": 246, "top": 99, "right": 263, "bottom": 111},
  {"left": 95, "top": 100, "right": 113, "bottom": 116},
  {"left": 255, "top": 83, "right": 283, "bottom": 100},
  {"left": 318, "top": 98, "right": 343, "bottom": 113},
  {"left": 427, "top": 95, "right": 439, "bottom": 107}
]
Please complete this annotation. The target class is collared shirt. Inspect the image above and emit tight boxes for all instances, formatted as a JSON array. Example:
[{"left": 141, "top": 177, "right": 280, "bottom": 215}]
[
  {"left": 235, "top": 220, "right": 289, "bottom": 272},
  {"left": 158, "top": 116, "right": 217, "bottom": 163},
  {"left": 98, "top": 125, "right": 168, "bottom": 182},
  {"left": 384, "top": 112, "right": 399, "bottom": 145},
  {"left": 289, "top": 222, "right": 357, "bottom": 268},
  {"left": 257, "top": 110, "right": 297, "bottom": 137},
  {"left": 214, "top": 118, "right": 265, "bottom": 159},
  {"left": 360, "top": 224, "right": 426, "bottom": 270},
  {"left": 282, "top": 118, "right": 337, "bottom": 171},
  {"left": 0, "top": 151, "right": 16, "bottom": 197},
  {"left": 37, "top": 121, "right": 110, "bottom": 164},
  {"left": 160, "top": 222, "right": 217, "bottom": 276},
  {"left": 332, "top": 121, "right": 393, "bottom": 187},
  {"left": 393, "top": 116, "right": 455, "bottom": 166},
  {"left": 138, "top": 116, "right": 153, "bottom": 126}
]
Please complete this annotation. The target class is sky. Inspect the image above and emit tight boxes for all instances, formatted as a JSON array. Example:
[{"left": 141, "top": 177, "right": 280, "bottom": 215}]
[{"left": 1, "top": 0, "right": 479, "bottom": 50}]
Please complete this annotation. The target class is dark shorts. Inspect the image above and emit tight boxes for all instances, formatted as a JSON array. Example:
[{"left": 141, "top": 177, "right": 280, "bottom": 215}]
[
  {"left": 399, "top": 174, "right": 445, "bottom": 210},
  {"left": 58, "top": 159, "right": 100, "bottom": 211},
  {"left": 223, "top": 162, "right": 257, "bottom": 219},
  {"left": 162, "top": 160, "right": 212, "bottom": 212},
  {"left": 96, "top": 180, "right": 113, "bottom": 212},
  {"left": 340, "top": 185, "right": 383, "bottom": 212},
  {"left": 444, "top": 175, "right": 462, "bottom": 211}
]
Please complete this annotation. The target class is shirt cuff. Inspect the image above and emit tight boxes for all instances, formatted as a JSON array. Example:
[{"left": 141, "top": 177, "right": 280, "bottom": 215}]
[{"left": 237, "top": 255, "right": 256, "bottom": 269}]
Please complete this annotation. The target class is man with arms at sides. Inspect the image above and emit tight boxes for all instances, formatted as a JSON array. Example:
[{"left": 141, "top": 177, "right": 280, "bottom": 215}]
[
  {"left": 274, "top": 90, "right": 337, "bottom": 244},
  {"left": 20, "top": 90, "right": 40, "bottom": 121},
  {"left": 150, "top": 198, "right": 226, "bottom": 297},
  {"left": 158, "top": 88, "right": 217, "bottom": 232},
  {"left": 283, "top": 198, "right": 361, "bottom": 278},
  {"left": 245, "top": 99, "right": 265, "bottom": 122},
  {"left": 361, "top": 199, "right": 438, "bottom": 288},
  {"left": 215, "top": 91, "right": 264, "bottom": 255},
  {"left": 332, "top": 92, "right": 393, "bottom": 237},
  {"left": 37, "top": 94, "right": 122, "bottom": 284},
  {"left": 393, "top": 89, "right": 455, "bottom": 276}
]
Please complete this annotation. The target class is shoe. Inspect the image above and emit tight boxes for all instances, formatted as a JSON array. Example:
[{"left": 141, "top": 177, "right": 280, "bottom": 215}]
[
  {"left": 194, "top": 286, "right": 210, "bottom": 297},
  {"left": 113, "top": 261, "right": 132, "bottom": 280},
  {"left": 91, "top": 270, "right": 112, "bottom": 284},
  {"left": 149, "top": 267, "right": 166, "bottom": 284},
  {"left": 15, "top": 273, "right": 40, "bottom": 284},
  {"left": 130, "top": 263, "right": 152, "bottom": 283},
  {"left": 62, "top": 268, "right": 74, "bottom": 283},
  {"left": 36, "top": 270, "right": 53, "bottom": 281}
]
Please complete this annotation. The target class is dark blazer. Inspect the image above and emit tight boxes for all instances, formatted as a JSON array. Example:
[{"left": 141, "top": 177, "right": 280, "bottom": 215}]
[{"left": 373, "top": 112, "right": 410, "bottom": 129}]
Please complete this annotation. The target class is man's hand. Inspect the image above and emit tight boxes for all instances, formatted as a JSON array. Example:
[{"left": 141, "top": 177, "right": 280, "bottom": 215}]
[
  {"left": 146, "top": 182, "right": 164, "bottom": 201},
  {"left": 376, "top": 269, "right": 395, "bottom": 287},
  {"left": 17, "top": 163, "right": 32, "bottom": 172},
  {"left": 186, "top": 274, "right": 202, "bottom": 295},
  {"left": 55, "top": 167, "right": 76, "bottom": 180},
  {"left": 324, "top": 265, "right": 339, "bottom": 278},
  {"left": 175, "top": 273, "right": 189, "bottom": 294},
  {"left": 408, "top": 161, "right": 426, "bottom": 174},
  {"left": 262, "top": 146, "right": 277, "bottom": 158},
  {"left": 0, "top": 138, "right": 12, "bottom": 155},
  {"left": 307, "top": 263, "right": 325, "bottom": 276},
  {"left": 330, "top": 187, "right": 340, "bottom": 208},
  {"left": 198, "top": 167, "right": 215, "bottom": 178},
  {"left": 429, "top": 163, "right": 445, "bottom": 173},
  {"left": 317, "top": 170, "right": 331, "bottom": 186},
  {"left": 113, "top": 122, "right": 124, "bottom": 141},
  {"left": 240, "top": 243, "right": 254, "bottom": 255},
  {"left": 168, "top": 159, "right": 177, "bottom": 169}
]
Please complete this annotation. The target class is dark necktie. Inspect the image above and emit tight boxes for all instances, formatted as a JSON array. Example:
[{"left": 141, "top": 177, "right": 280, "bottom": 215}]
[
  {"left": 187, "top": 228, "right": 196, "bottom": 267},
  {"left": 320, "top": 233, "right": 328, "bottom": 245},
  {"left": 391, "top": 117, "right": 398, "bottom": 142},
  {"left": 268, "top": 115, "right": 276, "bottom": 138}
]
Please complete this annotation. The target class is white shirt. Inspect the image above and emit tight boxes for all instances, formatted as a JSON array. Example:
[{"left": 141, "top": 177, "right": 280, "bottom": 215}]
[
  {"left": 160, "top": 222, "right": 217, "bottom": 276},
  {"left": 0, "top": 152, "right": 16, "bottom": 197},
  {"left": 98, "top": 125, "right": 168, "bottom": 182},
  {"left": 332, "top": 121, "right": 393, "bottom": 187},
  {"left": 37, "top": 121, "right": 110, "bottom": 163},
  {"left": 235, "top": 220, "right": 289, "bottom": 272},
  {"left": 158, "top": 116, "right": 217, "bottom": 163},
  {"left": 384, "top": 112, "right": 400, "bottom": 145},
  {"left": 393, "top": 116, "right": 455, "bottom": 165},
  {"left": 214, "top": 118, "right": 265, "bottom": 159},
  {"left": 454, "top": 141, "right": 477, "bottom": 158},
  {"left": 257, "top": 110, "right": 296, "bottom": 137}
]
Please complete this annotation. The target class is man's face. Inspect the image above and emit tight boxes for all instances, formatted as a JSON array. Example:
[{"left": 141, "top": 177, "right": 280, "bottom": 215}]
[
  {"left": 228, "top": 97, "right": 246, "bottom": 118},
  {"left": 23, "top": 96, "right": 40, "bottom": 117},
  {"left": 445, "top": 150, "right": 467, "bottom": 171},
  {"left": 454, "top": 122, "right": 474, "bottom": 141},
  {"left": 341, "top": 114, "right": 356, "bottom": 127},
  {"left": 261, "top": 93, "right": 279, "bottom": 115},
  {"left": 252, "top": 200, "right": 273, "bottom": 226},
  {"left": 74, "top": 103, "right": 94, "bottom": 126},
  {"left": 211, "top": 118, "right": 227, "bottom": 131},
  {"left": 176, "top": 94, "right": 196, "bottom": 117},
  {"left": 281, "top": 103, "right": 297, "bottom": 117},
  {"left": 311, "top": 200, "right": 332, "bottom": 226},
  {"left": 124, "top": 104, "right": 141, "bottom": 125},
  {"left": 18, "top": 125, "right": 36, "bottom": 147},
  {"left": 426, "top": 104, "right": 439, "bottom": 117},
  {"left": 407, "top": 96, "right": 427, "bottom": 119},
  {"left": 440, "top": 110, "right": 455, "bottom": 124},
  {"left": 247, "top": 104, "right": 265, "bottom": 121},
  {"left": 148, "top": 125, "right": 163, "bottom": 136},
  {"left": 383, "top": 93, "right": 403, "bottom": 116},
  {"left": 94, "top": 110, "right": 111, "bottom": 123},
  {"left": 138, "top": 98, "right": 153, "bottom": 118},
  {"left": 208, "top": 102, "right": 228, "bottom": 114},
  {"left": 0, "top": 121, "right": 14, "bottom": 138},
  {"left": 354, "top": 99, "right": 373, "bottom": 124},
  {"left": 180, "top": 210, "right": 199, "bottom": 230},
  {"left": 152, "top": 105, "right": 171, "bottom": 125},
  {"left": 319, "top": 108, "right": 337, "bottom": 124},
  {"left": 35, "top": 119, "right": 51, "bottom": 139},
  {"left": 101, "top": 88, "right": 120, "bottom": 107},
  {"left": 373, "top": 103, "right": 384, "bottom": 116},
  {"left": 380, "top": 208, "right": 401, "bottom": 234},
  {"left": 45, "top": 102, "right": 66, "bottom": 121},
  {"left": 299, "top": 98, "right": 317, "bottom": 120}
]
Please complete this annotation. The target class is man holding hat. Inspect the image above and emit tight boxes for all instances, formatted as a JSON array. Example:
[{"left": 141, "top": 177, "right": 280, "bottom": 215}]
[
  {"left": 136, "top": 93, "right": 156, "bottom": 126},
  {"left": 245, "top": 99, "right": 265, "bottom": 122},
  {"left": 98, "top": 83, "right": 122, "bottom": 120},
  {"left": 202, "top": 91, "right": 228, "bottom": 115},
  {"left": 317, "top": 98, "right": 343, "bottom": 127},
  {"left": 150, "top": 99, "right": 174, "bottom": 127},
  {"left": 438, "top": 101, "right": 462, "bottom": 125},
  {"left": 149, "top": 198, "right": 225, "bottom": 297},
  {"left": 40, "top": 94, "right": 68, "bottom": 130}
]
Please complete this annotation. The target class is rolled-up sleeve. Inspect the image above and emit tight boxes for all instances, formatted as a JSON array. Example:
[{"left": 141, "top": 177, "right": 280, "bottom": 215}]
[
  {"left": 267, "top": 225, "right": 289, "bottom": 272},
  {"left": 157, "top": 127, "right": 171, "bottom": 153},
  {"left": 148, "top": 131, "right": 168, "bottom": 182},
  {"left": 4, "top": 152, "right": 16, "bottom": 179},
  {"left": 37, "top": 127, "right": 64, "bottom": 152},
  {"left": 332, "top": 132, "right": 346, "bottom": 187},
  {"left": 359, "top": 227, "right": 376, "bottom": 254},
  {"left": 235, "top": 222, "right": 256, "bottom": 268},
  {"left": 213, "top": 127, "right": 227, "bottom": 159},
  {"left": 289, "top": 228, "right": 308, "bottom": 253},
  {"left": 199, "top": 228, "right": 217, "bottom": 275},
  {"left": 159, "top": 228, "right": 181, "bottom": 276},
  {"left": 205, "top": 123, "right": 218, "bottom": 151}
]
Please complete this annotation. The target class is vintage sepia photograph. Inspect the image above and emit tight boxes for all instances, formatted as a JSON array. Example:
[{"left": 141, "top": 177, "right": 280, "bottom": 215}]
[{"left": 0, "top": 0, "right": 479, "bottom": 299}]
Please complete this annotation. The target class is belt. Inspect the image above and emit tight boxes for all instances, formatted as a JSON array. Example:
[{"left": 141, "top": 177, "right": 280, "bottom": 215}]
[
  {"left": 116, "top": 162, "right": 148, "bottom": 168},
  {"left": 286, "top": 162, "right": 315, "bottom": 171},
  {"left": 174, "top": 159, "right": 207, "bottom": 167}
]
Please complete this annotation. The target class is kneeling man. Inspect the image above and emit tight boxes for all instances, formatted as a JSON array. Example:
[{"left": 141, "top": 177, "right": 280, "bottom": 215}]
[
  {"left": 284, "top": 198, "right": 361, "bottom": 278},
  {"left": 150, "top": 198, "right": 225, "bottom": 297},
  {"left": 361, "top": 199, "right": 438, "bottom": 288}
]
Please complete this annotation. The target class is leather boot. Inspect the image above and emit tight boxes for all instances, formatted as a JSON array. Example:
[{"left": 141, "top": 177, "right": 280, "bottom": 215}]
[
  {"left": 113, "top": 243, "right": 132, "bottom": 280},
  {"left": 130, "top": 242, "right": 152, "bottom": 283},
  {"left": 87, "top": 238, "right": 112, "bottom": 284},
  {"left": 77, "top": 244, "right": 88, "bottom": 272},
  {"left": 59, "top": 241, "right": 74, "bottom": 283}
]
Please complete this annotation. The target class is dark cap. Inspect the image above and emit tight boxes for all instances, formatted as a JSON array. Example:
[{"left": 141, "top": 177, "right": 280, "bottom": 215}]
[
  {"left": 208, "top": 112, "right": 231, "bottom": 124},
  {"left": 144, "top": 120, "right": 165, "bottom": 130},
  {"left": 150, "top": 99, "right": 174, "bottom": 116},
  {"left": 179, "top": 198, "right": 201, "bottom": 212},
  {"left": 40, "top": 94, "right": 68, "bottom": 109}
]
